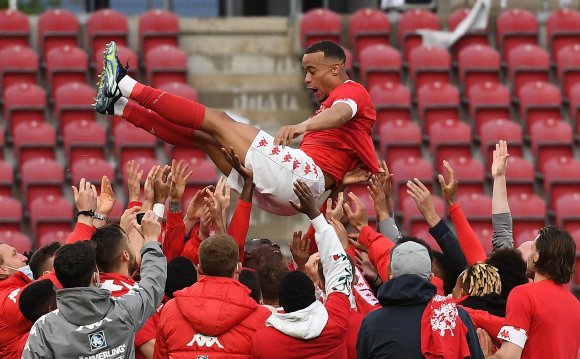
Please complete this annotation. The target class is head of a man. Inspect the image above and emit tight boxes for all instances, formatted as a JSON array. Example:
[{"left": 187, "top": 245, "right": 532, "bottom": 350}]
[
  {"left": 452, "top": 262, "right": 502, "bottom": 299},
  {"left": 389, "top": 241, "right": 433, "bottom": 280},
  {"left": 239, "top": 269, "right": 262, "bottom": 304},
  {"left": 243, "top": 238, "right": 282, "bottom": 269},
  {"left": 29, "top": 242, "right": 61, "bottom": 280},
  {"left": 19, "top": 279, "right": 57, "bottom": 323},
  {"left": 486, "top": 248, "right": 528, "bottom": 300},
  {"left": 278, "top": 270, "right": 316, "bottom": 313},
  {"left": 255, "top": 254, "right": 289, "bottom": 306},
  {"left": 165, "top": 256, "right": 197, "bottom": 299},
  {"left": 0, "top": 241, "right": 28, "bottom": 280},
  {"left": 90, "top": 224, "right": 138, "bottom": 277},
  {"left": 528, "top": 226, "right": 575, "bottom": 284},
  {"left": 54, "top": 241, "right": 98, "bottom": 288},
  {"left": 199, "top": 234, "right": 241, "bottom": 278},
  {"left": 302, "top": 40, "right": 348, "bottom": 103}
]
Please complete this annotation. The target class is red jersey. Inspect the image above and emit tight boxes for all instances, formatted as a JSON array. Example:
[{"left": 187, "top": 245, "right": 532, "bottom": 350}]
[
  {"left": 498, "top": 280, "right": 580, "bottom": 359},
  {"left": 300, "top": 80, "right": 379, "bottom": 185}
]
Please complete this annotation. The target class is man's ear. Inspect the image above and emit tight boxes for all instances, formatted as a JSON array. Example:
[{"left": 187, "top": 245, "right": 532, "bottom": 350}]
[
  {"left": 389, "top": 274, "right": 394, "bottom": 280},
  {"left": 429, "top": 273, "right": 434, "bottom": 281},
  {"left": 122, "top": 250, "right": 130, "bottom": 262},
  {"left": 234, "top": 262, "right": 242, "bottom": 279}
]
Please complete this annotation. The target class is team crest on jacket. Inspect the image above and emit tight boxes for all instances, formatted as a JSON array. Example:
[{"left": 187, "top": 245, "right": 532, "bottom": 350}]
[
  {"left": 197, "top": 356, "right": 209, "bottom": 359},
  {"left": 88, "top": 331, "right": 107, "bottom": 351}
]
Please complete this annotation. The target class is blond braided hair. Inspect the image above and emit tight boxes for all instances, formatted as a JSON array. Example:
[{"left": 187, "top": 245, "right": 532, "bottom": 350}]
[{"left": 460, "top": 262, "right": 502, "bottom": 297}]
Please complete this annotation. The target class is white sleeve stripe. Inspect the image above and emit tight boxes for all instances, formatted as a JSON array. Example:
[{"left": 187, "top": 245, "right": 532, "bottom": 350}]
[
  {"left": 332, "top": 99, "right": 357, "bottom": 119},
  {"left": 497, "top": 325, "right": 528, "bottom": 348}
]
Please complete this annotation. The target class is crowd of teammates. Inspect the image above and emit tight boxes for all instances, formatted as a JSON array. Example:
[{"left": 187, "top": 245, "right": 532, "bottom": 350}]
[{"left": 0, "top": 39, "right": 578, "bottom": 359}]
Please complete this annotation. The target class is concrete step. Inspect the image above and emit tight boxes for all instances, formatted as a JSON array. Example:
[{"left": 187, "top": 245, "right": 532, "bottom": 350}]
[
  {"left": 180, "top": 33, "right": 292, "bottom": 56},
  {"left": 190, "top": 73, "right": 305, "bottom": 91},
  {"left": 179, "top": 17, "right": 291, "bottom": 34}
]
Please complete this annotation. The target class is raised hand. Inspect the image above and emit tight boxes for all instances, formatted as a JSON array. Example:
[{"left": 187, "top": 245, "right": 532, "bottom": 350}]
[
  {"left": 72, "top": 178, "right": 97, "bottom": 212},
  {"left": 126, "top": 160, "right": 143, "bottom": 202},
  {"left": 133, "top": 210, "right": 161, "bottom": 243},
  {"left": 343, "top": 192, "right": 369, "bottom": 232},
  {"left": 274, "top": 123, "right": 307, "bottom": 148},
  {"left": 204, "top": 191, "right": 225, "bottom": 234},
  {"left": 304, "top": 252, "right": 321, "bottom": 285},
  {"left": 437, "top": 160, "right": 458, "bottom": 206},
  {"left": 325, "top": 192, "right": 345, "bottom": 221},
  {"left": 341, "top": 167, "right": 372, "bottom": 188},
  {"left": 143, "top": 165, "right": 160, "bottom": 207},
  {"left": 185, "top": 186, "right": 214, "bottom": 224},
  {"left": 198, "top": 205, "right": 212, "bottom": 240},
  {"left": 213, "top": 177, "right": 231, "bottom": 215},
  {"left": 222, "top": 147, "right": 252, "bottom": 181},
  {"left": 154, "top": 165, "right": 171, "bottom": 204},
  {"left": 289, "top": 180, "right": 320, "bottom": 219},
  {"left": 329, "top": 217, "right": 349, "bottom": 250},
  {"left": 169, "top": 159, "right": 192, "bottom": 203},
  {"left": 120, "top": 206, "right": 140, "bottom": 234},
  {"left": 367, "top": 174, "right": 389, "bottom": 220},
  {"left": 96, "top": 175, "right": 116, "bottom": 215},
  {"left": 289, "top": 230, "right": 311, "bottom": 271},
  {"left": 355, "top": 249, "right": 381, "bottom": 286},
  {"left": 491, "top": 140, "right": 509, "bottom": 178},
  {"left": 406, "top": 178, "right": 441, "bottom": 227}
]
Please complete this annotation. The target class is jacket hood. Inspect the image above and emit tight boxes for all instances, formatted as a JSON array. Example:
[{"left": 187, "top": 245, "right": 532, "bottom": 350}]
[
  {"left": 377, "top": 274, "right": 437, "bottom": 306},
  {"left": 56, "top": 287, "right": 114, "bottom": 326},
  {"left": 266, "top": 300, "right": 328, "bottom": 340},
  {"left": 460, "top": 293, "right": 506, "bottom": 317},
  {"left": 175, "top": 276, "right": 262, "bottom": 336}
]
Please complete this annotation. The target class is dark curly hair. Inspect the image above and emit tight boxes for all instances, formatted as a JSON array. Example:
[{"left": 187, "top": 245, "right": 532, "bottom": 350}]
[
  {"left": 486, "top": 248, "right": 528, "bottom": 300},
  {"left": 534, "top": 226, "right": 575, "bottom": 285}
]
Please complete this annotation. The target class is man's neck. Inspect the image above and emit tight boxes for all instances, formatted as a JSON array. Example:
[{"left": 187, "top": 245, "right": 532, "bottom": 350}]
[{"left": 533, "top": 272, "right": 549, "bottom": 283}]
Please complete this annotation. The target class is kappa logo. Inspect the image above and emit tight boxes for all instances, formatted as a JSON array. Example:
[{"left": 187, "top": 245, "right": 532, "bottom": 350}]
[
  {"left": 88, "top": 331, "right": 107, "bottom": 351},
  {"left": 257, "top": 138, "right": 268, "bottom": 147},
  {"left": 187, "top": 334, "right": 224, "bottom": 349},
  {"left": 293, "top": 159, "right": 301, "bottom": 170},
  {"left": 282, "top": 153, "right": 292, "bottom": 163},
  {"left": 270, "top": 147, "right": 280, "bottom": 156},
  {"left": 8, "top": 288, "right": 20, "bottom": 303},
  {"left": 499, "top": 329, "right": 510, "bottom": 340}
]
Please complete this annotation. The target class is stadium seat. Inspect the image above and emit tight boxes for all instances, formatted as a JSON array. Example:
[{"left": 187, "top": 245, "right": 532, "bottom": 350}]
[
  {"left": 508, "top": 45, "right": 550, "bottom": 99},
  {"left": 378, "top": 119, "right": 422, "bottom": 165},
  {"left": 370, "top": 82, "right": 411, "bottom": 133},
  {"left": 412, "top": 228, "right": 442, "bottom": 252},
  {"left": 514, "top": 229, "right": 540, "bottom": 248},
  {"left": 0, "top": 160, "right": 13, "bottom": 196},
  {"left": 349, "top": 8, "right": 390, "bottom": 65},
  {"left": 37, "top": 9, "right": 79, "bottom": 60},
  {"left": 555, "top": 193, "right": 580, "bottom": 234},
  {"left": 459, "top": 45, "right": 500, "bottom": 97},
  {"left": 519, "top": 81, "right": 562, "bottom": 134},
  {"left": 45, "top": 45, "right": 88, "bottom": 95},
  {"left": 37, "top": 230, "right": 71, "bottom": 248},
  {"left": 496, "top": 8, "right": 538, "bottom": 63},
  {"left": 473, "top": 226, "right": 494, "bottom": 254},
  {"left": 546, "top": 8, "right": 580, "bottom": 64},
  {"left": 571, "top": 229, "right": 580, "bottom": 253},
  {"left": 159, "top": 81, "right": 199, "bottom": 100},
  {"left": 468, "top": 82, "right": 511, "bottom": 137},
  {"left": 0, "top": 45, "right": 38, "bottom": 96},
  {"left": 20, "top": 158, "right": 64, "bottom": 211},
  {"left": 505, "top": 156, "right": 535, "bottom": 197},
  {"left": 401, "top": 195, "right": 445, "bottom": 237},
  {"left": 556, "top": 44, "right": 580, "bottom": 100},
  {"left": 447, "top": 8, "right": 489, "bottom": 63},
  {"left": 0, "top": 196, "right": 23, "bottom": 232},
  {"left": 0, "top": 231, "right": 31, "bottom": 254},
  {"left": 94, "top": 44, "right": 138, "bottom": 79},
  {"left": 428, "top": 119, "right": 472, "bottom": 172},
  {"left": 417, "top": 82, "right": 460, "bottom": 134},
  {"left": 391, "top": 157, "right": 434, "bottom": 210},
  {"left": 71, "top": 158, "right": 115, "bottom": 190},
  {"left": 121, "top": 156, "right": 158, "bottom": 189},
  {"left": 3, "top": 83, "right": 46, "bottom": 138},
  {"left": 53, "top": 82, "right": 96, "bottom": 133},
  {"left": 398, "top": 9, "right": 440, "bottom": 64},
  {"left": 86, "top": 9, "right": 128, "bottom": 62},
  {"left": 543, "top": 157, "right": 580, "bottom": 208},
  {"left": 139, "top": 9, "right": 179, "bottom": 57},
  {"left": 165, "top": 144, "right": 205, "bottom": 163},
  {"left": 343, "top": 47, "right": 353, "bottom": 77},
  {"left": 358, "top": 45, "right": 401, "bottom": 89},
  {"left": 300, "top": 8, "right": 342, "bottom": 49},
  {"left": 569, "top": 82, "right": 580, "bottom": 137},
  {"left": 145, "top": 45, "right": 187, "bottom": 88},
  {"left": 108, "top": 201, "right": 125, "bottom": 223},
  {"left": 508, "top": 193, "right": 547, "bottom": 242},
  {"left": 181, "top": 157, "right": 219, "bottom": 203},
  {"left": 63, "top": 120, "right": 107, "bottom": 167},
  {"left": 12, "top": 121, "right": 56, "bottom": 171},
  {"left": 28, "top": 195, "right": 73, "bottom": 241},
  {"left": 0, "top": 9, "right": 29, "bottom": 51},
  {"left": 445, "top": 157, "right": 485, "bottom": 197},
  {"left": 457, "top": 193, "right": 493, "bottom": 245},
  {"left": 479, "top": 119, "right": 523, "bottom": 169},
  {"left": 409, "top": 45, "right": 451, "bottom": 93},
  {"left": 530, "top": 119, "right": 573, "bottom": 173},
  {"left": 345, "top": 184, "right": 377, "bottom": 224},
  {"left": 114, "top": 122, "right": 157, "bottom": 167}
]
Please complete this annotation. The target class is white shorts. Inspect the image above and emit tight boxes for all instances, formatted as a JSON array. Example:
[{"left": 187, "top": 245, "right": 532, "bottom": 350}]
[{"left": 227, "top": 130, "right": 326, "bottom": 216}]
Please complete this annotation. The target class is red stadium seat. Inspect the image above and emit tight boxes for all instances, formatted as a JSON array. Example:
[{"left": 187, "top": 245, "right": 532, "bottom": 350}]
[
  {"left": 505, "top": 156, "right": 535, "bottom": 197},
  {"left": 94, "top": 44, "right": 138, "bottom": 79},
  {"left": 378, "top": 119, "right": 422, "bottom": 165},
  {"left": 445, "top": 157, "right": 485, "bottom": 197},
  {"left": 300, "top": 8, "right": 342, "bottom": 49},
  {"left": 508, "top": 45, "right": 550, "bottom": 99},
  {"left": 53, "top": 82, "right": 96, "bottom": 133},
  {"left": 0, "top": 160, "right": 13, "bottom": 196},
  {"left": 0, "top": 45, "right": 38, "bottom": 95},
  {"left": 86, "top": 9, "right": 128, "bottom": 62},
  {"left": 412, "top": 229, "right": 442, "bottom": 252},
  {"left": 496, "top": 8, "right": 538, "bottom": 63},
  {"left": 12, "top": 121, "right": 56, "bottom": 171},
  {"left": 182, "top": 157, "right": 219, "bottom": 203},
  {"left": 0, "top": 9, "right": 29, "bottom": 51},
  {"left": 3, "top": 83, "right": 46, "bottom": 138},
  {"left": 159, "top": 82, "right": 198, "bottom": 100},
  {"left": 343, "top": 47, "right": 353, "bottom": 78},
  {"left": 468, "top": 82, "right": 511, "bottom": 137},
  {"left": 165, "top": 144, "right": 205, "bottom": 163},
  {"left": 28, "top": 195, "right": 73, "bottom": 240},
  {"left": 0, "top": 196, "right": 23, "bottom": 232},
  {"left": 71, "top": 158, "right": 115, "bottom": 189},
  {"left": 428, "top": 119, "right": 472, "bottom": 172},
  {"left": 571, "top": 229, "right": 580, "bottom": 253},
  {"left": 349, "top": 8, "right": 390, "bottom": 64},
  {"left": 398, "top": 9, "right": 439, "bottom": 64},
  {"left": 63, "top": 120, "right": 107, "bottom": 167},
  {"left": 370, "top": 82, "right": 412, "bottom": 132},
  {"left": 20, "top": 158, "right": 64, "bottom": 211},
  {"left": 409, "top": 45, "right": 451, "bottom": 93},
  {"left": 515, "top": 229, "right": 540, "bottom": 248},
  {"left": 508, "top": 193, "right": 547, "bottom": 241},
  {"left": 474, "top": 226, "right": 494, "bottom": 254},
  {"left": 519, "top": 81, "right": 562, "bottom": 134},
  {"left": 447, "top": 8, "right": 489, "bottom": 63},
  {"left": 459, "top": 45, "right": 500, "bottom": 97},
  {"left": 401, "top": 195, "right": 445, "bottom": 237},
  {"left": 417, "top": 82, "right": 460, "bottom": 134},
  {"left": 391, "top": 157, "right": 434, "bottom": 210},
  {"left": 359, "top": 45, "right": 401, "bottom": 89},
  {"left": 543, "top": 157, "right": 580, "bottom": 208},
  {"left": 345, "top": 184, "right": 377, "bottom": 224},
  {"left": 479, "top": 119, "right": 523, "bottom": 169},
  {"left": 530, "top": 119, "right": 573, "bottom": 173},
  {"left": 569, "top": 82, "right": 580, "bottom": 137},
  {"left": 37, "top": 9, "right": 79, "bottom": 60},
  {"left": 114, "top": 122, "right": 157, "bottom": 166},
  {"left": 37, "top": 230, "right": 71, "bottom": 248},
  {"left": 108, "top": 201, "right": 125, "bottom": 223},
  {"left": 556, "top": 44, "right": 580, "bottom": 100},
  {"left": 145, "top": 45, "right": 187, "bottom": 88},
  {"left": 139, "top": 9, "right": 179, "bottom": 57},
  {"left": 457, "top": 193, "right": 493, "bottom": 245},
  {"left": 555, "top": 193, "right": 580, "bottom": 234},
  {"left": 546, "top": 8, "right": 580, "bottom": 64},
  {"left": 45, "top": 45, "right": 88, "bottom": 95},
  {"left": 0, "top": 231, "right": 31, "bottom": 254},
  {"left": 121, "top": 157, "right": 159, "bottom": 188}
]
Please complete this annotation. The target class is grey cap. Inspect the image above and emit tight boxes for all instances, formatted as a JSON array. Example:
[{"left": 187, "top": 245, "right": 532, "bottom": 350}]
[{"left": 390, "top": 241, "right": 431, "bottom": 280}]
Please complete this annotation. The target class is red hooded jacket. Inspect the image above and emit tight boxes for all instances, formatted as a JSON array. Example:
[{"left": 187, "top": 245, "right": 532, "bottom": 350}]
[
  {"left": 154, "top": 276, "right": 271, "bottom": 358},
  {"left": 0, "top": 272, "right": 33, "bottom": 359}
]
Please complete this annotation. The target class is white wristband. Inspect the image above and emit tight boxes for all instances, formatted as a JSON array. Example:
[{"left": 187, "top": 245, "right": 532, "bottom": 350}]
[{"left": 153, "top": 203, "right": 165, "bottom": 219}]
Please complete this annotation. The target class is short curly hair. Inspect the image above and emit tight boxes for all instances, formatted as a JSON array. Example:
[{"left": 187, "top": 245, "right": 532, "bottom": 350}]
[{"left": 486, "top": 248, "right": 528, "bottom": 300}]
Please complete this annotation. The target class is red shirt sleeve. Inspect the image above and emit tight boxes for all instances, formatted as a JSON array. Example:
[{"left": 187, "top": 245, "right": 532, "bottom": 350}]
[
  {"left": 163, "top": 211, "right": 186, "bottom": 263},
  {"left": 128, "top": 201, "right": 143, "bottom": 209},
  {"left": 180, "top": 227, "right": 203, "bottom": 266},
  {"left": 227, "top": 199, "right": 252, "bottom": 263},
  {"left": 503, "top": 286, "right": 532, "bottom": 334},
  {"left": 464, "top": 308, "right": 505, "bottom": 338},
  {"left": 324, "top": 292, "right": 351, "bottom": 332},
  {"left": 66, "top": 222, "right": 96, "bottom": 244},
  {"left": 135, "top": 313, "right": 158, "bottom": 347},
  {"left": 357, "top": 226, "right": 395, "bottom": 282},
  {"left": 448, "top": 204, "right": 487, "bottom": 264}
]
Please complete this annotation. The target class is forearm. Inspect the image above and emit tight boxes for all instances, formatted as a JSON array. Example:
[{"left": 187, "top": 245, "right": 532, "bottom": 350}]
[
  {"left": 227, "top": 199, "right": 252, "bottom": 262},
  {"left": 492, "top": 212, "right": 513, "bottom": 250},
  {"left": 358, "top": 226, "right": 395, "bottom": 282},
  {"left": 449, "top": 204, "right": 487, "bottom": 264},
  {"left": 492, "top": 175, "right": 510, "bottom": 214},
  {"left": 377, "top": 217, "right": 401, "bottom": 242},
  {"left": 429, "top": 220, "right": 468, "bottom": 275},
  {"left": 303, "top": 103, "right": 351, "bottom": 131},
  {"left": 66, "top": 220, "right": 95, "bottom": 244}
]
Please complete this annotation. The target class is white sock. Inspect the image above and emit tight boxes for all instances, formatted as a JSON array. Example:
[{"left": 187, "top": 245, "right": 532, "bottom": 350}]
[
  {"left": 114, "top": 97, "right": 128, "bottom": 117},
  {"left": 118, "top": 75, "right": 138, "bottom": 98}
]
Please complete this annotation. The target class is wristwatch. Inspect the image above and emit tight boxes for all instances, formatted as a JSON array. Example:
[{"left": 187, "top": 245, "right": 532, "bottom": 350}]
[{"left": 93, "top": 212, "right": 108, "bottom": 221}]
